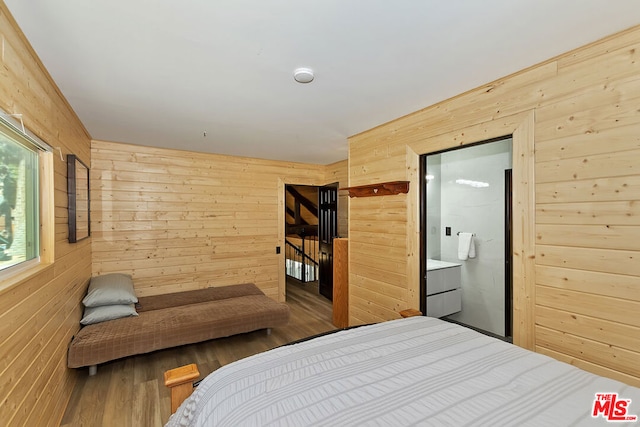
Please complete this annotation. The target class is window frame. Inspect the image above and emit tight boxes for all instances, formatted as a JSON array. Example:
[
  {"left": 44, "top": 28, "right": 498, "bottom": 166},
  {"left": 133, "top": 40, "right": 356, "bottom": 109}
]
[{"left": 0, "top": 112, "right": 54, "bottom": 288}]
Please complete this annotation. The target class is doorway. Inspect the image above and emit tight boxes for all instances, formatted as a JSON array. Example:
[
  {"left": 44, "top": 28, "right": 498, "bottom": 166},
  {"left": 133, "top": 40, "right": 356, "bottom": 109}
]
[
  {"left": 284, "top": 183, "right": 338, "bottom": 302},
  {"left": 420, "top": 136, "right": 513, "bottom": 339}
]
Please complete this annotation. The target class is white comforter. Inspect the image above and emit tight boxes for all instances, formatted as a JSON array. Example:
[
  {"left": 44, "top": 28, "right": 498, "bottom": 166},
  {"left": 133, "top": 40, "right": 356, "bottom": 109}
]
[{"left": 167, "top": 317, "right": 640, "bottom": 426}]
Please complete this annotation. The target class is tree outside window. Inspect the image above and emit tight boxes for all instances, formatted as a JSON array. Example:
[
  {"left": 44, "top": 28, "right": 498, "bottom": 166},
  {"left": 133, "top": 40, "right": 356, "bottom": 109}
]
[{"left": 0, "top": 124, "right": 39, "bottom": 271}]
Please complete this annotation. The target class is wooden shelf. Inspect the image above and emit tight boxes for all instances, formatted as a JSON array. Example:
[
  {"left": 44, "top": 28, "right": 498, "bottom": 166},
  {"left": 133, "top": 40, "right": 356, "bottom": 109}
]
[{"left": 340, "top": 181, "right": 409, "bottom": 198}]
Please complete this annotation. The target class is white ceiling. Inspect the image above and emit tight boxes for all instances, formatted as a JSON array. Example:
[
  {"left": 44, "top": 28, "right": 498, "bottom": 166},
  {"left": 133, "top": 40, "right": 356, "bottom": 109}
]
[{"left": 5, "top": 1, "right": 640, "bottom": 165}]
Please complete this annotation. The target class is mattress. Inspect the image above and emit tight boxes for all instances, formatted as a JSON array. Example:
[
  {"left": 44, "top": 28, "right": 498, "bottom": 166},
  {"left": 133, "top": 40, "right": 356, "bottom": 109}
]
[{"left": 167, "top": 316, "right": 640, "bottom": 426}]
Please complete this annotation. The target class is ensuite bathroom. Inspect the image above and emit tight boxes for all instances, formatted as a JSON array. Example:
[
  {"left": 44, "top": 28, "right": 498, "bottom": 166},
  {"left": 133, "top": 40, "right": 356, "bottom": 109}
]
[{"left": 422, "top": 136, "right": 513, "bottom": 339}]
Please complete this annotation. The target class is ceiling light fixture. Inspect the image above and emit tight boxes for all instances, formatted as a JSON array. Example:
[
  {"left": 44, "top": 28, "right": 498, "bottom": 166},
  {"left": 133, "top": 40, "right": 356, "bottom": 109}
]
[
  {"left": 456, "top": 178, "right": 490, "bottom": 188},
  {"left": 293, "top": 67, "right": 314, "bottom": 84}
]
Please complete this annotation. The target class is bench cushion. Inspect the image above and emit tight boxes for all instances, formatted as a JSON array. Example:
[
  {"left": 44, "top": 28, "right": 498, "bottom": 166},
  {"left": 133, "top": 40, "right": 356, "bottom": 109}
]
[
  {"left": 68, "top": 284, "right": 289, "bottom": 368},
  {"left": 136, "top": 283, "right": 264, "bottom": 312}
]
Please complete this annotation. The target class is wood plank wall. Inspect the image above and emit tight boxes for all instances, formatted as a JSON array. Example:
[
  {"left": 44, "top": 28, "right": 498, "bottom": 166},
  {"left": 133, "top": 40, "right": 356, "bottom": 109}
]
[
  {"left": 0, "top": 4, "right": 92, "bottom": 426},
  {"left": 348, "top": 25, "right": 640, "bottom": 386},
  {"left": 91, "top": 141, "right": 347, "bottom": 302}
]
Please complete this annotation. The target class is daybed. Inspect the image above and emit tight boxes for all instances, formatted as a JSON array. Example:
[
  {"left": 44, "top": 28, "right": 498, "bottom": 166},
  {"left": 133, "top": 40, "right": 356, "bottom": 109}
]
[
  {"left": 67, "top": 280, "right": 290, "bottom": 373},
  {"left": 166, "top": 316, "right": 640, "bottom": 426}
]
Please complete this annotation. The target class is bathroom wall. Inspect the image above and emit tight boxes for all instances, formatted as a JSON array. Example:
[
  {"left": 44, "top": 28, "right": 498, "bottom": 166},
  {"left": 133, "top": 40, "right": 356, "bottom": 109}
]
[
  {"left": 432, "top": 138, "right": 512, "bottom": 336},
  {"left": 425, "top": 156, "right": 441, "bottom": 259}
]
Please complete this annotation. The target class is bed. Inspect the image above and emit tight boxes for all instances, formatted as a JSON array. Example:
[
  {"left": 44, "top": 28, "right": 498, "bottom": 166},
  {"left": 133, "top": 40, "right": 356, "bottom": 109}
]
[{"left": 166, "top": 316, "right": 640, "bottom": 426}]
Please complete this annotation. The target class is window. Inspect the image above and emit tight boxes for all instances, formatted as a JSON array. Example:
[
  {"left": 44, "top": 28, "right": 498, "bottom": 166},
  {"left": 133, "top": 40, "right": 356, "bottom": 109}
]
[{"left": 0, "top": 115, "right": 48, "bottom": 272}]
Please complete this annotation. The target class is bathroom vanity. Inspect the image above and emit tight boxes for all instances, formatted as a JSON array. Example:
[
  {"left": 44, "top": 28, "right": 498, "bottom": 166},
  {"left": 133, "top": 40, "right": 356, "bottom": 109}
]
[{"left": 426, "top": 259, "right": 462, "bottom": 318}]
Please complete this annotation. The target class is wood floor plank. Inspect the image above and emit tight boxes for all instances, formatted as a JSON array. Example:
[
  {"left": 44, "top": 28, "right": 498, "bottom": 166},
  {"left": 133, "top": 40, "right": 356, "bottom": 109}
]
[
  {"left": 132, "top": 379, "right": 162, "bottom": 427},
  {"left": 61, "top": 280, "right": 334, "bottom": 426},
  {"left": 102, "top": 358, "right": 135, "bottom": 427},
  {"left": 59, "top": 363, "right": 113, "bottom": 427}
]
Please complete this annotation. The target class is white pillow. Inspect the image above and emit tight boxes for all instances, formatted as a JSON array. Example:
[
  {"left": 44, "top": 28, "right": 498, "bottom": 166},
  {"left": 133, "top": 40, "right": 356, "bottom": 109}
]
[
  {"left": 82, "top": 273, "right": 138, "bottom": 307},
  {"left": 80, "top": 304, "right": 138, "bottom": 326}
]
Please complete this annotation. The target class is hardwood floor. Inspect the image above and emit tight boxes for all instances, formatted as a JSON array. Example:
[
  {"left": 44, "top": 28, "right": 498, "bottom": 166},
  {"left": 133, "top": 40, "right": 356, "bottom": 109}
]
[{"left": 60, "top": 281, "right": 334, "bottom": 426}]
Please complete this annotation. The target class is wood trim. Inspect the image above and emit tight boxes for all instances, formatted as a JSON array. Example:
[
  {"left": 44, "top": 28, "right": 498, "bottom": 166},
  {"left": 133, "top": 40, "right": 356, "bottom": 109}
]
[
  {"left": 40, "top": 151, "right": 55, "bottom": 264},
  {"left": 332, "top": 238, "right": 349, "bottom": 327},
  {"left": 404, "top": 111, "right": 535, "bottom": 349},
  {"left": 341, "top": 181, "right": 409, "bottom": 198},
  {"left": 406, "top": 146, "right": 420, "bottom": 312},
  {"left": 277, "top": 178, "right": 286, "bottom": 302},
  {"left": 511, "top": 110, "right": 536, "bottom": 351}
]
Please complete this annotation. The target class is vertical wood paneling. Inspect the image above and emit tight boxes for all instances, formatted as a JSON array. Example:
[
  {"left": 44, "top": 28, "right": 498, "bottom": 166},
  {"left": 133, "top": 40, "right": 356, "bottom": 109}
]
[
  {"left": 332, "top": 238, "right": 349, "bottom": 327},
  {"left": 0, "top": 4, "right": 92, "bottom": 426},
  {"left": 348, "top": 25, "right": 640, "bottom": 384},
  {"left": 511, "top": 112, "right": 536, "bottom": 350},
  {"left": 91, "top": 140, "right": 346, "bottom": 303}
]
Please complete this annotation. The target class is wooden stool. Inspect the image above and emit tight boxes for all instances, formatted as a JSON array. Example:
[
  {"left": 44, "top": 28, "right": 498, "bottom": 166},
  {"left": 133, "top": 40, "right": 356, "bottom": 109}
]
[
  {"left": 164, "top": 363, "right": 200, "bottom": 413},
  {"left": 399, "top": 308, "right": 422, "bottom": 318}
]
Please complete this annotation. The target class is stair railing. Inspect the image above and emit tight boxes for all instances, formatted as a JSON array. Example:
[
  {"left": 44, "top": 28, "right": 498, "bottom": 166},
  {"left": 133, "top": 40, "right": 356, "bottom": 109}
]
[{"left": 285, "top": 237, "right": 318, "bottom": 282}]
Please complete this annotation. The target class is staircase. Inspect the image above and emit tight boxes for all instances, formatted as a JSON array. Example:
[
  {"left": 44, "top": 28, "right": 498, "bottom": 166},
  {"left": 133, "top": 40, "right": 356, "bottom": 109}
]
[{"left": 285, "top": 185, "right": 318, "bottom": 283}]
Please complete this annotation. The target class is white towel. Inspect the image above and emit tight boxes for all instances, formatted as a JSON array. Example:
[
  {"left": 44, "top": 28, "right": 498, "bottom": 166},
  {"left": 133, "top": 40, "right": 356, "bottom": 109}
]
[
  {"left": 469, "top": 236, "right": 476, "bottom": 259},
  {"left": 458, "top": 232, "right": 474, "bottom": 261}
]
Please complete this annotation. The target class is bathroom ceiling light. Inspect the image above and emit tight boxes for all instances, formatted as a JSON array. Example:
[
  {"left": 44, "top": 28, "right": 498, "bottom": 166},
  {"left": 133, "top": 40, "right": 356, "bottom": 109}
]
[
  {"left": 456, "top": 178, "right": 489, "bottom": 188},
  {"left": 293, "top": 67, "right": 314, "bottom": 83},
  {"left": 425, "top": 174, "right": 435, "bottom": 181}
]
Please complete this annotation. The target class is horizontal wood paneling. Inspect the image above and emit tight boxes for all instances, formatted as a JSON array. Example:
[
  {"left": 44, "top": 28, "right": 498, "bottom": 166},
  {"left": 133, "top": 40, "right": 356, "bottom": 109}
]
[
  {"left": 535, "top": 123, "right": 640, "bottom": 163},
  {"left": 536, "top": 305, "right": 640, "bottom": 353},
  {"left": 536, "top": 347, "right": 640, "bottom": 388},
  {"left": 536, "top": 285, "right": 640, "bottom": 328},
  {"left": 535, "top": 80, "right": 640, "bottom": 141},
  {"left": 535, "top": 149, "right": 640, "bottom": 184},
  {"left": 536, "top": 326, "right": 640, "bottom": 379},
  {"left": 0, "top": 4, "right": 92, "bottom": 426},
  {"left": 348, "top": 25, "right": 640, "bottom": 384},
  {"left": 91, "top": 140, "right": 344, "bottom": 300},
  {"left": 536, "top": 245, "right": 640, "bottom": 276},
  {"left": 536, "top": 201, "right": 640, "bottom": 225},
  {"left": 536, "top": 175, "right": 640, "bottom": 204},
  {"left": 536, "top": 265, "right": 640, "bottom": 302},
  {"left": 536, "top": 224, "right": 640, "bottom": 250}
]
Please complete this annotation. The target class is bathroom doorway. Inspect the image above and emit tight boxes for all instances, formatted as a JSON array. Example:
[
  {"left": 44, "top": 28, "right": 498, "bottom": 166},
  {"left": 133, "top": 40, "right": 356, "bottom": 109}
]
[{"left": 419, "top": 136, "right": 513, "bottom": 339}]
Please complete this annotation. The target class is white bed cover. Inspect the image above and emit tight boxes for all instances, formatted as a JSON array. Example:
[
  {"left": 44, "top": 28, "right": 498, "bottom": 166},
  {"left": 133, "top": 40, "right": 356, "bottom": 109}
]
[{"left": 167, "top": 316, "right": 640, "bottom": 426}]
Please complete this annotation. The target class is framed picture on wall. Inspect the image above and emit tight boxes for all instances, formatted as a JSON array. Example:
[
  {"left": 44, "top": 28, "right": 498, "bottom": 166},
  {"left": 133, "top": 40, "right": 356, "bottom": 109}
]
[{"left": 67, "top": 154, "right": 90, "bottom": 243}]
